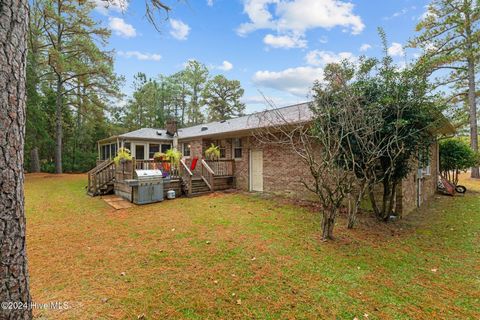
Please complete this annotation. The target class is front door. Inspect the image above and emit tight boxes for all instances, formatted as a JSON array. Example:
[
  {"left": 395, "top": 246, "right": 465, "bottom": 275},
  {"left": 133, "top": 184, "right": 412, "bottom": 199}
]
[
  {"left": 134, "top": 144, "right": 146, "bottom": 160},
  {"left": 250, "top": 149, "right": 263, "bottom": 192}
]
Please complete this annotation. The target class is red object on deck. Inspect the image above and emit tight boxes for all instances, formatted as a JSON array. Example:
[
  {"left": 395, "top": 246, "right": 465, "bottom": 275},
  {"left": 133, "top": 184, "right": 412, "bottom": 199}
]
[{"left": 190, "top": 158, "right": 198, "bottom": 171}]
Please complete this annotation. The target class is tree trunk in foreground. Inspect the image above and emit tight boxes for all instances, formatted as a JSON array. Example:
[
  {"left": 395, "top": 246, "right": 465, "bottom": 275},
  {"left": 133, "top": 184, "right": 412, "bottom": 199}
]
[
  {"left": 30, "top": 147, "right": 40, "bottom": 173},
  {"left": 0, "top": 0, "right": 32, "bottom": 319}
]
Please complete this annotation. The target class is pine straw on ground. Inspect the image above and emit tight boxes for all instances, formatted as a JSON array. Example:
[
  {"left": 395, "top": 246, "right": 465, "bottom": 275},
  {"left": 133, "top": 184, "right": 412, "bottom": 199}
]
[{"left": 25, "top": 173, "right": 480, "bottom": 319}]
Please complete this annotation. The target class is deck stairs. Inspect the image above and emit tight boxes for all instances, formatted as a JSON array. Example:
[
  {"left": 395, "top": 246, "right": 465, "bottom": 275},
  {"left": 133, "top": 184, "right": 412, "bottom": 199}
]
[{"left": 87, "top": 160, "right": 116, "bottom": 196}]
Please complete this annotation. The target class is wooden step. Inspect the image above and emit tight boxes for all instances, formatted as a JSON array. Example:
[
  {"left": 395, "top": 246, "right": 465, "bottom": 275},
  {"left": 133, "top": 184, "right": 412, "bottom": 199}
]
[{"left": 188, "top": 190, "right": 212, "bottom": 198}]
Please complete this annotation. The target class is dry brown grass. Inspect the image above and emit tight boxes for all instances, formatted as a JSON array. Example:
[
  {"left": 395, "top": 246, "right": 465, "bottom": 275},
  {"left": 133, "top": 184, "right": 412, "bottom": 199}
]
[{"left": 25, "top": 173, "right": 480, "bottom": 319}]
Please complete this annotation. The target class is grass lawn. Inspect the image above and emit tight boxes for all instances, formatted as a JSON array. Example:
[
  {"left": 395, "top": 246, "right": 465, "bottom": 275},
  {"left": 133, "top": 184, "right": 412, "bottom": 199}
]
[{"left": 26, "top": 174, "right": 480, "bottom": 319}]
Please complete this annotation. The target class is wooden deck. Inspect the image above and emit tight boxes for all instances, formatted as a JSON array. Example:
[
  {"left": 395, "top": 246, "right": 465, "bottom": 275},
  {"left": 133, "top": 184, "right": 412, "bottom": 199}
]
[{"left": 87, "top": 158, "right": 236, "bottom": 199}]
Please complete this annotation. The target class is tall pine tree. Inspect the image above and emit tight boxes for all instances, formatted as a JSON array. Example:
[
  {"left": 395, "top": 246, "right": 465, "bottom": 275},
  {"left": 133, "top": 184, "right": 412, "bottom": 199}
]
[{"left": 410, "top": 0, "right": 480, "bottom": 178}]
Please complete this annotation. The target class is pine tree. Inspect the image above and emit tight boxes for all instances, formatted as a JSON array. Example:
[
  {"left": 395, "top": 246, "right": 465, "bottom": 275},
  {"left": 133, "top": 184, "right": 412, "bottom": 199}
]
[
  {"left": 32, "top": 0, "right": 119, "bottom": 173},
  {"left": 184, "top": 60, "right": 209, "bottom": 125},
  {"left": 202, "top": 75, "right": 246, "bottom": 121},
  {"left": 410, "top": 0, "right": 480, "bottom": 178}
]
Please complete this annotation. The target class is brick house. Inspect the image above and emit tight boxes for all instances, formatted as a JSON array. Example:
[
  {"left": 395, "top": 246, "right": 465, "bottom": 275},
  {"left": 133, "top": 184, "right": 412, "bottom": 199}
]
[{"left": 95, "top": 103, "right": 454, "bottom": 215}]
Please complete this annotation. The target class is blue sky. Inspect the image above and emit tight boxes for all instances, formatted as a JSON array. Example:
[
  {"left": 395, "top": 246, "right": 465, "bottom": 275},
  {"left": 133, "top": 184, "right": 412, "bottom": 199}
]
[{"left": 93, "top": 0, "right": 430, "bottom": 113}]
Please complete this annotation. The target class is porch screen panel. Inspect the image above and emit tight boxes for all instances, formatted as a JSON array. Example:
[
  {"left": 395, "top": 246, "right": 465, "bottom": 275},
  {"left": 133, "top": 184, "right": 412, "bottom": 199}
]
[
  {"left": 161, "top": 144, "right": 171, "bottom": 153},
  {"left": 111, "top": 143, "right": 117, "bottom": 158},
  {"left": 135, "top": 145, "right": 145, "bottom": 160},
  {"left": 149, "top": 144, "right": 160, "bottom": 159},
  {"left": 101, "top": 145, "right": 106, "bottom": 160}
]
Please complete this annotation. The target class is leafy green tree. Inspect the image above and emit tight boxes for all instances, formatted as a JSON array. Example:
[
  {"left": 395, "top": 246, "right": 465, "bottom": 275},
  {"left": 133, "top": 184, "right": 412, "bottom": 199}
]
[
  {"left": 410, "top": 0, "right": 480, "bottom": 178},
  {"left": 203, "top": 75, "right": 246, "bottom": 121},
  {"left": 344, "top": 41, "right": 438, "bottom": 220},
  {"left": 440, "top": 138, "right": 479, "bottom": 183}
]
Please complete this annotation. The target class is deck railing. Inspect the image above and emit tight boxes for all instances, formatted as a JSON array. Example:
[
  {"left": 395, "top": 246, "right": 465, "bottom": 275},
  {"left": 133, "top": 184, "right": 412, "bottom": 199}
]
[
  {"left": 201, "top": 160, "right": 215, "bottom": 191},
  {"left": 179, "top": 159, "right": 193, "bottom": 195},
  {"left": 87, "top": 159, "right": 115, "bottom": 195},
  {"left": 205, "top": 159, "right": 235, "bottom": 176},
  {"left": 134, "top": 159, "right": 180, "bottom": 179}
]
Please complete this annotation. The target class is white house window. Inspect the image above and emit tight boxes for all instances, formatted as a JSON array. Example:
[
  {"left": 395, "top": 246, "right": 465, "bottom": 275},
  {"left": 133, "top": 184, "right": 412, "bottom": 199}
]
[
  {"left": 149, "top": 144, "right": 160, "bottom": 159},
  {"left": 419, "top": 148, "right": 431, "bottom": 176},
  {"left": 183, "top": 143, "right": 191, "bottom": 157},
  {"left": 217, "top": 140, "right": 226, "bottom": 158},
  {"left": 233, "top": 138, "right": 242, "bottom": 159}
]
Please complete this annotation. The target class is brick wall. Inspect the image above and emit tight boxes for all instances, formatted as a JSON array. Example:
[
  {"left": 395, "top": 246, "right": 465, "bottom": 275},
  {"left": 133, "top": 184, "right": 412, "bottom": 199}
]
[
  {"left": 397, "top": 142, "right": 438, "bottom": 216},
  {"left": 261, "top": 143, "right": 315, "bottom": 197},
  {"left": 233, "top": 137, "right": 250, "bottom": 190},
  {"left": 185, "top": 135, "right": 439, "bottom": 217},
  {"left": 189, "top": 139, "right": 203, "bottom": 159}
]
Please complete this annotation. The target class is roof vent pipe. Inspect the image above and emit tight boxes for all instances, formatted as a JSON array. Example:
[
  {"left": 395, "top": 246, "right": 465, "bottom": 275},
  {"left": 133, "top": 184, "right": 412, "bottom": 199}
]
[{"left": 201, "top": 126, "right": 208, "bottom": 131}]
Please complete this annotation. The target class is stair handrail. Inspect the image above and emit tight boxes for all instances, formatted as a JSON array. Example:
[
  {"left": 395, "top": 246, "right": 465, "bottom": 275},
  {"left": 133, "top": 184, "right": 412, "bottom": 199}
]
[
  {"left": 180, "top": 159, "right": 193, "bottom": 195},
  {"left": 88, "top": 159, "right": 112, "bottom": 175},
  {"left": 201, "top": 159, "right": 215, "bottom": 191},
  {"left": 88, "top": 159, "right": 115, "bottom": 195}
]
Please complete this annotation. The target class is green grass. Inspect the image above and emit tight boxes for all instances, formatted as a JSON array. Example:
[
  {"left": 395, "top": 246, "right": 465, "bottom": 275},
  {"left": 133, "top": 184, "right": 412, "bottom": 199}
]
[{"left": 26, "top": 173, "right": 480, "bottom": 319}]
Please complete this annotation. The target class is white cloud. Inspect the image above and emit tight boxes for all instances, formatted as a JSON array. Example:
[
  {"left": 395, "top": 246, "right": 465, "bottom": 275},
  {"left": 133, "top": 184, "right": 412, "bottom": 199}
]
[
  {"left": 252, "top": 66, "right": 323, "bottom": 96},
  {"left": 117, "top": 51, "right": 162, "bottom": 61},
  {"left": 169, "top": 19, "right": 190, "bottom": 40},
  {"left": 359, "top": 43, "right": 371, "bottom": 52},
  {"left": 305, "top": 50, "right": 355, "bottom": 66},
  {"left": 237, "top": 0, "right": 365, "bottom": 43},
  {"left": 263, "top": 33, "right": 307, "bottom": 49},
  {"left": 93, "top": 0, "right": 127, "bottom": 15},
  {"left": 207, "top": 0, "right": 214, "bottom": 6},
  {"left": 241, "top": 95, "right": 298, "bottom": 108},
  {"left": 109, "top": 17, "right": 136, "bottom": 38},
  {"left": 419, "top": 5, "right": 436, "bottom": 21},
  {"left": 387, "top": 42, "right": 404, "bottom": 57},
  {"left": 217, "top": 60, "right": 234, "bottom": 71}
]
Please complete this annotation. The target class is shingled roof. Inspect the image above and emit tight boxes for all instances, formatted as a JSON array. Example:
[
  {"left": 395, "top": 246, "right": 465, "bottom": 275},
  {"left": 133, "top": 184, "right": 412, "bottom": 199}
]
[
  {"left": 98, "top": 102, "right": 313, "bottom": 143},
  {"left": 177, "top": 102, "right": 313, "bottom": 139},
  {"left": 118, "top": 128, "right": 173, "bottom": 140}
]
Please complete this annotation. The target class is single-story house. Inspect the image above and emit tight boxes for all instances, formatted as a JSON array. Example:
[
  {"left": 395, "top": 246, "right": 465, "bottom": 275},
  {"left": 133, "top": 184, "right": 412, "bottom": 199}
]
[{"left": 94, "top": 102, "right": 455, "bottom": 215}]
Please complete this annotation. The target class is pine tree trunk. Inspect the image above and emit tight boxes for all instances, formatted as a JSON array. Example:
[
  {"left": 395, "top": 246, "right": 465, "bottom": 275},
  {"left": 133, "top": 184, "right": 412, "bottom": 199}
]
[
  {"left": 467, "top": 58, "right": 479, "bottom": 178},
  {"left": 30, "top": 147, "right": 40, "bottom": 173},
  {"left": 54, "top": 76, "right": 63, "bottom": 174},
  {"left": 0, "top": 0, "right": 33, "bottom": 319}
]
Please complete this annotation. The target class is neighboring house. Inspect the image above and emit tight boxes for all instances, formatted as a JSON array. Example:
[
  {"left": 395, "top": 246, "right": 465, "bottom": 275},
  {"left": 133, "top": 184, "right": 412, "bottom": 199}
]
[{"left": 95, "top": 103, "right": 455, "bottom": 215}]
